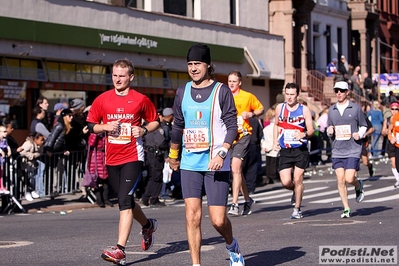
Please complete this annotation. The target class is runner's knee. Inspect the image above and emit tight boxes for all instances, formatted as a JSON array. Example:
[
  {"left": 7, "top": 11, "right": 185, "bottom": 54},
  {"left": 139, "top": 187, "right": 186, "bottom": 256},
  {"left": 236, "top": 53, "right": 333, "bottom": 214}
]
[{"left": 119, "top": 194, "right": 135, "bottom": 211}]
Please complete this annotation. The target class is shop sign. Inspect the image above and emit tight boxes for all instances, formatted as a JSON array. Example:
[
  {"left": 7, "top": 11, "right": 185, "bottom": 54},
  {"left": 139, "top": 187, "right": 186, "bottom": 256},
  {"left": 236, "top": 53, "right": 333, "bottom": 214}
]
[
  {"left": 0, "top": 80, "right": 27, "bottom": 106},
  {"left": 99, "top": 33, "right": 158, "bottom": 49}
]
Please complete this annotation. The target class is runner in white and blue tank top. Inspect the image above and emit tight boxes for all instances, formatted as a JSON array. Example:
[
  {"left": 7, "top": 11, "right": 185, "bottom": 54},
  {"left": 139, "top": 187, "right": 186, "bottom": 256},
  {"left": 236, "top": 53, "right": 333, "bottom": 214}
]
[
  {"left": 168, "top": 43, "right": 244, "bottom": 266},
  {"left": 273, "top": 83, "right": 314, "bottom": 220}
]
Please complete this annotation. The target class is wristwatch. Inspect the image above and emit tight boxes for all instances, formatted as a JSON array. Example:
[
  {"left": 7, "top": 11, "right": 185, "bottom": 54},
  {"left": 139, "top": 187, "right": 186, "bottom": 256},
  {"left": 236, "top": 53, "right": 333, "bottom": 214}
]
[
  {"left": 142, "top": 127, "right": 148, "bottom": 136},
  {"left": 217, "top": 148, "right": 228, "bottom": 159}
]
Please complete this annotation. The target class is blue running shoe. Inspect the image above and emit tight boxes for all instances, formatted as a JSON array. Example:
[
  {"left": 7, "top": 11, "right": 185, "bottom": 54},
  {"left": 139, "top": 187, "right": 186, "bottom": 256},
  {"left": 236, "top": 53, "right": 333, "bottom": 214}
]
[{"left": 227, "top": 249, "right": 245, "bottom": 266}]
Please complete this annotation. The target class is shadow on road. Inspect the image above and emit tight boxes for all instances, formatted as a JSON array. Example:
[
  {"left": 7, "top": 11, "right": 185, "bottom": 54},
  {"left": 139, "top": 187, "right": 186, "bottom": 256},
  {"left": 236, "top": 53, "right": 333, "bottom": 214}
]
[
  {"left": 244, "top": 246, "right": 306, "bottom": 265},
  {"left": 352, "top": 206, "right": 393, "bottom": 217}
]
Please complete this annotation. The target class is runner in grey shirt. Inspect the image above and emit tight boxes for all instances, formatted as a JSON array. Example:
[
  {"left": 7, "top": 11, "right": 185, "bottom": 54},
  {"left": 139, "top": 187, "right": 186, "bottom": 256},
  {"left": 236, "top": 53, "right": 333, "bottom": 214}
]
[{"left": 327, "top": 81, "right": 367, "bottom": 219}]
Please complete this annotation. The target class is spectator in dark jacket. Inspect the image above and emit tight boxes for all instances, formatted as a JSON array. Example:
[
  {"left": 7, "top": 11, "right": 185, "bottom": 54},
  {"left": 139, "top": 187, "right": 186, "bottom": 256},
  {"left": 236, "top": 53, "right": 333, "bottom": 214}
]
[
  {"left": 43, "top": 109, "right": 73, "bottom": 195},
  {"left": 44, "top": 109, "right": 73, "bottom": 154}
]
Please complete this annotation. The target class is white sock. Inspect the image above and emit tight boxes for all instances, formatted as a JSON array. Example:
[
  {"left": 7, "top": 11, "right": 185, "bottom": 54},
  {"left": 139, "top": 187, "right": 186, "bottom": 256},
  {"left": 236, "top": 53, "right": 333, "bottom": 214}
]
[
  {"left": 193, "top": 264, "right": 201, "bottom": 266},
  {"left": 391, "top": 168, "right": 399, "bottom": 181}
]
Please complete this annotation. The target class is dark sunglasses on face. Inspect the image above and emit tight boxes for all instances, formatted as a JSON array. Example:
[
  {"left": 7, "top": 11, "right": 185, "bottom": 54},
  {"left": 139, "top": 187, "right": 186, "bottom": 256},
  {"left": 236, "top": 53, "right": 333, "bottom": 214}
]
[
  {"left": 391, "top": 108, "right": 399, "bottom": 111},
  {"left": 334, "top": 88, "right": 347, "bottom": 93}
]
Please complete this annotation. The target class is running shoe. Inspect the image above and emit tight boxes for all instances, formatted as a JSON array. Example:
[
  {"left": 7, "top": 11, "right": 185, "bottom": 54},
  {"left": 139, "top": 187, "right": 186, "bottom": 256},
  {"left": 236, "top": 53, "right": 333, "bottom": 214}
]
[
  {"left": 25, "top": 192, "right": 33, "bottom": 202},
  {"left": 31, "top": 191, "right": 40, "bottom": 199},
  {"left": 141, "top": 218, "right": 158, "bottom": 251},
  {"left": 290, "top": 192, "right": 296, "bottom": 206},
  {"left": 340, "top": 208, "right": 351, "bottom": 219},
  {"left": 228, "top": 203, "right": 239, "bottom": 216},
  {"left": 227, "top": 248, "right": 245, "bottom": 266},
  {"left": 355, "top": 179, "right": 365, "bottom": 203},
  {"left": 0, "top": 188, "right": 10, "bottom": 195},
  {"left": 101, "top": 246, "right": 126, "bottom": 265},
  {"left": 291, "top": 207, "right": 303, "bottom": 219},
  {"left": 394, "top": 181, "right": 399, "bottom": 188},
  {"left": 241, "top": 197, "right": 255, "bottom": 215}
]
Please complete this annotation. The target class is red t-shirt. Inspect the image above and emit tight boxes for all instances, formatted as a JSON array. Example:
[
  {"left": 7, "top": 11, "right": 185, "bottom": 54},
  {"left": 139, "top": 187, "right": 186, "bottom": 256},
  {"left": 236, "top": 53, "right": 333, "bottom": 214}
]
[{"left": 87, "top": 89, "right": 158, "bottom": 166}]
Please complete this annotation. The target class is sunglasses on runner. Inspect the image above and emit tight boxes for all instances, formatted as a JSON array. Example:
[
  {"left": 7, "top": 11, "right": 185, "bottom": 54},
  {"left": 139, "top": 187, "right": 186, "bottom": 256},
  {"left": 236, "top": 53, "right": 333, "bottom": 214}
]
[
  {"left": 391, "top": 108, "right": 399, "bottom": 111},
  {"left": 334, "top": 88, "right": 347, "bottom": 93}
]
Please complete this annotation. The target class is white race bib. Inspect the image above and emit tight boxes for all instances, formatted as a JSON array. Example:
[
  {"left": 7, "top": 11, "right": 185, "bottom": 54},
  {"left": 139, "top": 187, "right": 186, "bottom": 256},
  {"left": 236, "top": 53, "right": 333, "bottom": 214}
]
[
  {"left": 108, "top": 122, "right": 132, "bottom": 144},
  {"left": 335, "top": 124, "right": 351, "bottom": 140},
  {"left": 183, "top": 127, "right": 209, "bottom": 152},
  {"left": 284, "top": 129, "right": 302, "bottom": 145}
]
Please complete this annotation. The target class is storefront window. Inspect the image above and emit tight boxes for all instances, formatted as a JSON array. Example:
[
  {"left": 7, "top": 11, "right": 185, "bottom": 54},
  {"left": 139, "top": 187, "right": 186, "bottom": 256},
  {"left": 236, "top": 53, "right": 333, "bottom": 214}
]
[
  {"left": 81, "top": 64, "right": 107, "bottom": 84},
  {"left": 169, "top": 71, "right": 189, "bottom": 88},
  {"left": 136, "top": 69, "right": 168, "bottom": 88},
  {"left": 46, "top": 61, "right": 109, "bottom": 85}
]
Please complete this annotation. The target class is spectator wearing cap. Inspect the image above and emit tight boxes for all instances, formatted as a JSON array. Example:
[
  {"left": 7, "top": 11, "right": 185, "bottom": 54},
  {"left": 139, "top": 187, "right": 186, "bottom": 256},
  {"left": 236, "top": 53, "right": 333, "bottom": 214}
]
[
  {"left": 30, "top": 106, "right": 50, "bottom": 138},
  {"left": 53, "top": 102, "right": 68, "bottom": 128},
  {"left": 326, "top": 58, "right": 338, "bottom": 77},
  {"left": 69, "top": 99, "right": 85, "bottom": 111},
  {"left": 65, "top": 98, "right": 89, "bottom": 152}
]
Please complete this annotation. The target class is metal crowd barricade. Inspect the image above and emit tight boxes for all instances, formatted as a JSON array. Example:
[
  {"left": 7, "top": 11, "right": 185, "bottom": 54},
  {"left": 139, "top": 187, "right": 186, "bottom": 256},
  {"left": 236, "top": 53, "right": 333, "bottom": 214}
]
[{"left": 0, "top": 150, "right": 86, "bottom": 214}]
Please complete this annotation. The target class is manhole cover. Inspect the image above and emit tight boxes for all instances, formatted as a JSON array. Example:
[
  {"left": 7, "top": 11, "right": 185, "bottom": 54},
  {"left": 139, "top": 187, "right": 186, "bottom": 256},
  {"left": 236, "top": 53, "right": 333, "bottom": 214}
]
[
  {"left": 284, "top": 219, "right": 367, "bottom": 226},
  {"left": 0, "top": 241, "right": 33, "bottom": 248}
]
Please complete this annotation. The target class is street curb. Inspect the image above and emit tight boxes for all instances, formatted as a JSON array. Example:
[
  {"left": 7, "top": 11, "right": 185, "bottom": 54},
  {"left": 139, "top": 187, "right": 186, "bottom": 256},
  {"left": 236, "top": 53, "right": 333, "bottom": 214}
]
[{"left": 26, "top": 202, "right": 99, "bottom": 214}]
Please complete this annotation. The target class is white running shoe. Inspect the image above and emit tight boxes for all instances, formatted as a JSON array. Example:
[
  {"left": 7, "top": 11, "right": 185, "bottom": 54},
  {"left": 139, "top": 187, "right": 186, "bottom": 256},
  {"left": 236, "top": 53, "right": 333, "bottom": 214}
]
[
  {"left": 291, "top": 207, "right": 303, "bottom": 219},
  {"left": 340, "top": 209, "right": 351, "bottom": 218},
  {"left": 355, "top": 179, "right": 365, "bottom": 203},
  {"left": 31, "top": 191, "right": 40, "bottom": 199},
  {"left": 25, "top": 192, "right": 33, "bottom": 202},
  {"left": 228, "top": 204, "right": 240, "bottom": 216}
]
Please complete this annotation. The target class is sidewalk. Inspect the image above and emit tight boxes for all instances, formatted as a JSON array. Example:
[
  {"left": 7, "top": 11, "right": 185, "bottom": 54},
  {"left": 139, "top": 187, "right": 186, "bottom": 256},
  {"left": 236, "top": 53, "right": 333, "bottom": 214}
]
[{"left": 1, "top": 192, "right": 100, "bottom": 214}]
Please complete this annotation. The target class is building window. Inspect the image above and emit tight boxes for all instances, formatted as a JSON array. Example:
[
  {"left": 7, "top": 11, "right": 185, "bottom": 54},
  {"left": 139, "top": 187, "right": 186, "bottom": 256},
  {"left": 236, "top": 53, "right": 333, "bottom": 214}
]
[
  {"left": 337, "top": 28, "right": 342, "bottom": 58},
  {"left": 125, "top": 0, "right": 143, "bottom": 8},
  {"left": 169, "top": 71, "right": 189, "bottom": 88},
  {"left": 45, "top": 61, "right": 109, "bottom": 85},
  {"left": 326, "top": 25, "right": 331, "bottom": 63},
  {"left": 164, "top": 0, "right": 187, "bottom": 16},
  {"left": 313, "top": 23, "right": 319, "bottom": 33}
]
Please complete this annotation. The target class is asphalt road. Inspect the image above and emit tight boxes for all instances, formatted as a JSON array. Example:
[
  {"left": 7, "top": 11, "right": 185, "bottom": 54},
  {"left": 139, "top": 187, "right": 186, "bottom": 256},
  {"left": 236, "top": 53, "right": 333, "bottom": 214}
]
[{"left": 1, "top": 157, "right": 398, "bottom": 266}]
